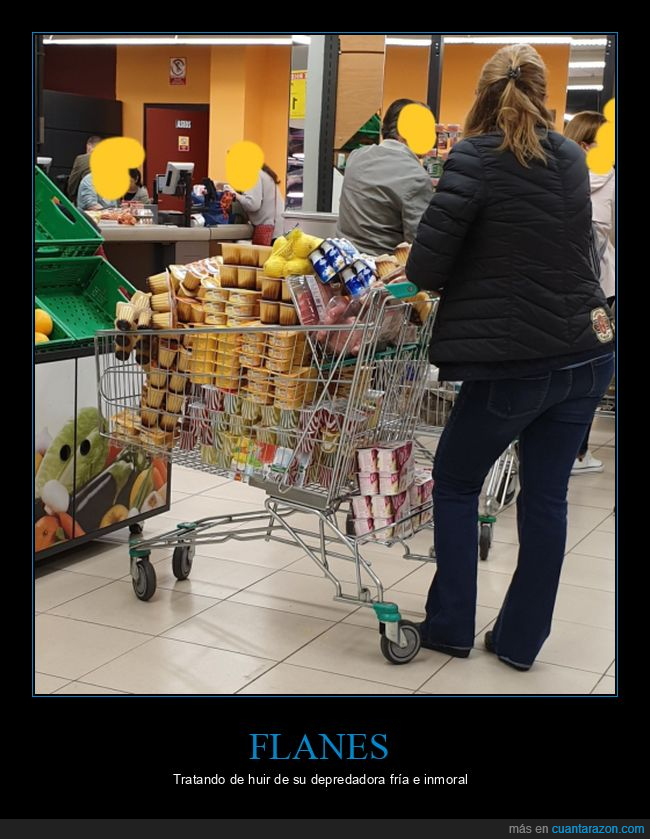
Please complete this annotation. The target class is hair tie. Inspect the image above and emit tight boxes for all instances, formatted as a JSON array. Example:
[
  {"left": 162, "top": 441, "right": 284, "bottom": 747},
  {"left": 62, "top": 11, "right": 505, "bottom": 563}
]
[{"left": 507, "top": 66, "right": 521, "bottom": 80}]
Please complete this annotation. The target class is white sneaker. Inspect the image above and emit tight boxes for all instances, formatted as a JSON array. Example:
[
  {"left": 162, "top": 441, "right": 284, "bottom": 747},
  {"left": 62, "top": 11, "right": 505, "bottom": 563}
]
[{"left": 571, "top": 451, "right": 604, "bottom": 475}]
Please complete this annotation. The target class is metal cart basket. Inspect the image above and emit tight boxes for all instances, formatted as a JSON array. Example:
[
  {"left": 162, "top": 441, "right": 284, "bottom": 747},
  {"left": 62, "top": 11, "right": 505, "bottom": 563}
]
[{"left": 95, "top": 287, "right": 439, "bottom": 663}]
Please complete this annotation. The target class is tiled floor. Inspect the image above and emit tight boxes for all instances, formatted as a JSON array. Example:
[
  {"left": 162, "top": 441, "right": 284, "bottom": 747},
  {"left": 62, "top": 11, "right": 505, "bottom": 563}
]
[{"left": 34, "top": 418, "right": 616, "bottom": 696}]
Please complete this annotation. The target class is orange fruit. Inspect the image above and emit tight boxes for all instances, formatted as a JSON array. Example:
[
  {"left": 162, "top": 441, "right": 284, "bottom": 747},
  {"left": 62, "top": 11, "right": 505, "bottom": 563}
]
[
  {"left": 35, "top": 332, "right": 50, "bottom": 344},
  {"left": 35, "top": 309, "right": 53, "bottom": 336}
]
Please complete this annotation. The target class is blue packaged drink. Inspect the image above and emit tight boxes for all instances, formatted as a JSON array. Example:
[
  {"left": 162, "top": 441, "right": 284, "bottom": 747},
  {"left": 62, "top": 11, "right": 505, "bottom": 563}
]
[
  {"left": 335, "top": 238, "right": 360, "bottom": 265},
  {"left": 353, "top": 259, "right": 375, "bottom": 290},
  {"left": 341, "top": 266, "right": 366, "bottom": 298},
  {"left": 321, "top": 240, "right": 347, "bottom": 272},
  {"left": 309, "top": 247, "right": 336, "bottom": 282}
]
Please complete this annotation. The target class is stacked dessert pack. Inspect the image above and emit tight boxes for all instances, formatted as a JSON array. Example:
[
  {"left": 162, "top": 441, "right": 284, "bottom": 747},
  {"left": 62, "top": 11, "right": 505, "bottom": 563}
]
[{"left": 352, "top": 441, "right": 433, "bottom": 540}]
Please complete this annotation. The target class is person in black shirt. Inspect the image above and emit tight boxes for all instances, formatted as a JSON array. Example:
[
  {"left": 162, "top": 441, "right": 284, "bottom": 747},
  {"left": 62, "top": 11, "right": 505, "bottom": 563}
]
[{"left": 123, "top": 169, "right": 149, "bottom": 203}]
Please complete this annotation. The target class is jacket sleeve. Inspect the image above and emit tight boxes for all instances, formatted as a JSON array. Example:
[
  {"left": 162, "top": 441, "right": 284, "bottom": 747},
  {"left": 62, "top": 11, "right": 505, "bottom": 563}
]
[
  {"left": 401, "top": 171, "right": 435, "bottom": 242},
  {"left": 77, "top": 175, "right": 98, "bottom": 210},
  {"left": 237, "top": 176, "right": 263, "bottom": 214},
  {"left": 406, "top": 140, "right": 484, "bottom": 292}
]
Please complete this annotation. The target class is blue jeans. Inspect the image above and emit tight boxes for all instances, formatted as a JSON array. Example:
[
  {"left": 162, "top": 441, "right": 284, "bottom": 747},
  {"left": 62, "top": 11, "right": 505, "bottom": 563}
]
[{"left": 421, "top": 354, "right": 615, "bottom": 667}]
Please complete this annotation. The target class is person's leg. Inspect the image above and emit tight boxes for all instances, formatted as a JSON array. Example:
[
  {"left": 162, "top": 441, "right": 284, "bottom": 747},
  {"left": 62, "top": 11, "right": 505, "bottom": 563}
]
[
  {"left": 490, "top": 355, "right": 615, "bottom": 668},
  {"left": 577, "top": 424, "right": 591, "bottom": 458},
  {"left": 490, "top": 415, "right": 589, "bottom": 667},
  {"left": 421, "top": 376, "right": 552, "bottom": 653},
  {"left": 571, "top": 421, "right": 604, "bottom": 474}
]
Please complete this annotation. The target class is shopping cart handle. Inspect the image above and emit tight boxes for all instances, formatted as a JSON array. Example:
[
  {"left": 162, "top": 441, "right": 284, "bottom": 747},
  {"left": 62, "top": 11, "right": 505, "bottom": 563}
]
[{"left": 385, "top": 281, "right": 418, "bottom": 299}]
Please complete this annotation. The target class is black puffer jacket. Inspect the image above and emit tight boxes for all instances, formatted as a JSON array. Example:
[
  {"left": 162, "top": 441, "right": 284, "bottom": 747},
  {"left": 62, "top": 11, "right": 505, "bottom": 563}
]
[{"left": 406, "top": 131, "right": 612, "bottom": 370}]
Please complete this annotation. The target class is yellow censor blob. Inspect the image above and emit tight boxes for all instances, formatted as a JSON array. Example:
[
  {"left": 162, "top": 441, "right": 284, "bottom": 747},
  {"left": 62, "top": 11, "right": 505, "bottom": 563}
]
[
  {"left": 226, "top": 141, "right": 264, "bottom": 192},
  {"left": 586, "top": 98, "right": 615, "bottom": 176},
  {"left": 90, "top": 138, "right": 146, "bottom": 201},
  {"left": 397, "top": 104, "right": 437, "bottom": 156}
]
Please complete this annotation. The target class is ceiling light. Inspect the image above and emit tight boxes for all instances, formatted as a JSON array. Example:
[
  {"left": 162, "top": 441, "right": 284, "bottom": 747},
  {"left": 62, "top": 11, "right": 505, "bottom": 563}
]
[
  {"left": 567, "top": 85, "right": 604, "bottom": 90},
  {"left": 569, "top": 61, "right": 606, "bottom": 69},
  {"left": 44, "top": 36, "right": 293, "bottom": 45},
  {"left": 571, "top": 38, "right": 608, "bottom": 46},
  {"left": 292, "top": 35, "right": 311, "bottom": 45},
  {"left": 385, "top": 38, "right": 432, "bottom": 46},
  {"left": 444, "top": 36, "right": 572, "bottom": 45}
]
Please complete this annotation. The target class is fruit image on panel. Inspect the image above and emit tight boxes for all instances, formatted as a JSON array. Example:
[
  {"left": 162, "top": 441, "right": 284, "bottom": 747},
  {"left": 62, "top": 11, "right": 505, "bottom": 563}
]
[{"left": 35, "top": 359, "right": 169, "bottom": 555}]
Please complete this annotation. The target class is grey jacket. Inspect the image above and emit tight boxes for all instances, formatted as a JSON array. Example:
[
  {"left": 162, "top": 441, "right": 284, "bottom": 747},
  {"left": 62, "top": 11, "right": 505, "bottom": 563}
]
[
  {"left": 77, "top": 173, "right": 118, "bottom": 210},
  {"left": 336, "top": 139, "right": 434, "bottom": 255},
  {"left": 237, "top": 170, "right": 285, "bottom": 238}
]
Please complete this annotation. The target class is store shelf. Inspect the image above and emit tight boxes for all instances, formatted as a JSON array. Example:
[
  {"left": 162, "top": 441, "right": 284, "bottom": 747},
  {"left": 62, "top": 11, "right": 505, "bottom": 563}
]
[{"left": 35, "top": 256, "right": 136, "bottom": 341}]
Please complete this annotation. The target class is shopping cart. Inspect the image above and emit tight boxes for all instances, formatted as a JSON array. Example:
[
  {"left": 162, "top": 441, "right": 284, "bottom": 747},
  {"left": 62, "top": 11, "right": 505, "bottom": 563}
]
[
  {"left": 416, "top": 378, "right": 519, "bottom": 561},
  {"left": 95, "top": 286, "right": 439, "bottom": 664}
]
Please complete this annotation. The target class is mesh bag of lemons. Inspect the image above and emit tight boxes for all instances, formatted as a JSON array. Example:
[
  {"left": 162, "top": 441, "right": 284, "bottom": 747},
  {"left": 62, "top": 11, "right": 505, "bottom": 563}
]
[{"left": 262, "top": 229, "right": 323, "bottom": 278}]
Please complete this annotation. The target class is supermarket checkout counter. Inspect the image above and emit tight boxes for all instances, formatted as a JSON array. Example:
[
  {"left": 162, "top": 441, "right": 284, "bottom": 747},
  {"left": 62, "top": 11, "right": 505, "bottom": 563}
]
[{"left": 101, "top": 223, "right": 254, "bottom": 291}]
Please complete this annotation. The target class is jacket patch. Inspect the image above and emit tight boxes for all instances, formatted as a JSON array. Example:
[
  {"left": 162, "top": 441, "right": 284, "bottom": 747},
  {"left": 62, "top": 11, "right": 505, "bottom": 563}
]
[{"left": 591, "top": 308, "right": 614, "bottom": 343}]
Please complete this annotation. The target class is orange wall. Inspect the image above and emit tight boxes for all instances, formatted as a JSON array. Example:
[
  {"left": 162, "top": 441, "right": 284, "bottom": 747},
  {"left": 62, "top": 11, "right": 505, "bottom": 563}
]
[
  {"left": 209, "top": 46, "right": 290, "bottom": 191},
  {"left": 116, "top": 45, "right": 290, "bottom": 193},
  {"left": 254, "top": 47, "right": 290, "bottom": 194},
  {"left": 116, "top": 46, "right": 211, "bottom": 145},
  {"left": 382, "top": 46, "right": 430, "bottom": 116},
  {"left": 440, "top": 45, "right": 570, "bottom": 131},
  {"left": 209, "top": 47, "right": 247, "bottom": 185}
]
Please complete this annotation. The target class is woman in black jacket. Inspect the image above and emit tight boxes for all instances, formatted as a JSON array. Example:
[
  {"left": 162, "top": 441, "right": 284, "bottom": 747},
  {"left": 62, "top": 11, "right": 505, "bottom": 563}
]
[{"left": 406, "top": 44, "right": 614, "bottom": 671}]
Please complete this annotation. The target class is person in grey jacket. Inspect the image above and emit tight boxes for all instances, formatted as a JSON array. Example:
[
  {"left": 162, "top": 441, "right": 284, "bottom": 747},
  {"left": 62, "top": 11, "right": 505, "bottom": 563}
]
[
  {"left": 230, "top": 164, "right": 285, "bottom": 244},
  {"left": 76, "top": 173, "right": 119, "bottom": 211},
  {"left": 336, "top": 99, "right": 434, "bottom": 255}
]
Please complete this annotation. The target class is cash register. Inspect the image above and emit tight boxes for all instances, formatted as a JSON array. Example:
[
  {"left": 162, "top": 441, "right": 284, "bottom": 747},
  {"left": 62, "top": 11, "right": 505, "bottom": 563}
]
[{"left": 153, "top": 161, "right": 195, "bottom": 227}]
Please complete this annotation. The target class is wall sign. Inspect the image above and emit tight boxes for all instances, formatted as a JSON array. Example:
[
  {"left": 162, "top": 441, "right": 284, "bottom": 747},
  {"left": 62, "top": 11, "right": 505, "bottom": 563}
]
[
  {"left": 176, "top": 119, "right": 192, "bottom": 129},
  {"left": 170, "top": 57, "right": 187, "bottom": 86},
  {"left": 178, "top": 136, "right": 190, "bottom": 152},
  {"left": 290, "top": 70, "right": 307, "bottom": 120}
]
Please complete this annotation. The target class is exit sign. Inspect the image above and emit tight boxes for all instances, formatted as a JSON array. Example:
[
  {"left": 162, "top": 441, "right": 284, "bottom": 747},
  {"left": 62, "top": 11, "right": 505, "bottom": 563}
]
[{"left": 175, "top": 120, "right": 192, "bottom": 129}]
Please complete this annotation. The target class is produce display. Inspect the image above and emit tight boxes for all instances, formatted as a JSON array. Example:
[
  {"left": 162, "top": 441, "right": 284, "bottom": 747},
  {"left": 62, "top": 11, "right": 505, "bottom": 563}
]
[
  {"left": 34, "top": 166, "right": 168, "bottom": 556},
  {"left": 34, "top": 406, "right": 168, "bottom": 552},
  {"left": 35, "top": 309, "right": 53, "bottom": 343}
]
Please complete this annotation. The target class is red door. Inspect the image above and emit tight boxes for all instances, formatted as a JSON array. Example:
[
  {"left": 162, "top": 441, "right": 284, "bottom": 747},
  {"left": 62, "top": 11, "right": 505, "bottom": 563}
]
[{"left": 143, "top": 104, "right": 209, "bottom": 212}]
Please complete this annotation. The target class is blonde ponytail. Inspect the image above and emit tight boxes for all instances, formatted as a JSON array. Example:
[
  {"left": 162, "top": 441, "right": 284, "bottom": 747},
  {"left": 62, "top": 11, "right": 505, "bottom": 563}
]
[{"left": 464, "top": 45, "right": 554, "bottom": 167}]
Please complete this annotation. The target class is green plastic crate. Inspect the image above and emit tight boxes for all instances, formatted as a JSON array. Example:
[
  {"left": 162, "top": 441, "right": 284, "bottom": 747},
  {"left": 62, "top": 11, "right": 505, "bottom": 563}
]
[
  {"left": 35, "top": 256, "right": 136, "bottom": 341},
  {"left": 34, "top": 166, "right": 103, "bottom": 257},
  {"left": 34, "top": 308, "right": 77, "bottom": 353}
]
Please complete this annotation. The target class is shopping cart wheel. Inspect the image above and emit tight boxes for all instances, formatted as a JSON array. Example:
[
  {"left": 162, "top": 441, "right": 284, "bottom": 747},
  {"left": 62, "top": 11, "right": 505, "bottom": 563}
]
[
  {"left": 479, "top": 523, "right": 492, "bottom": 561},
  {"left": 132, "top": 558, "right": 156, "bottom": 601},
  {"left": 172, "top": 545, "right": 194, "bottom": 581},
  {"left": 129, "top": 523, "right": 144, "bottom": 536},
  {"left": 380, "top": 620, "right": 421, "bottom": 665}
]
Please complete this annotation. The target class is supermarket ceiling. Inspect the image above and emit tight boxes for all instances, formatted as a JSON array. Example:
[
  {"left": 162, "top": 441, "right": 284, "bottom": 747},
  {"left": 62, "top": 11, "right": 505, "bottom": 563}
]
[{"left": 43, "top": 34, "right": 610, "bottom": 89}]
